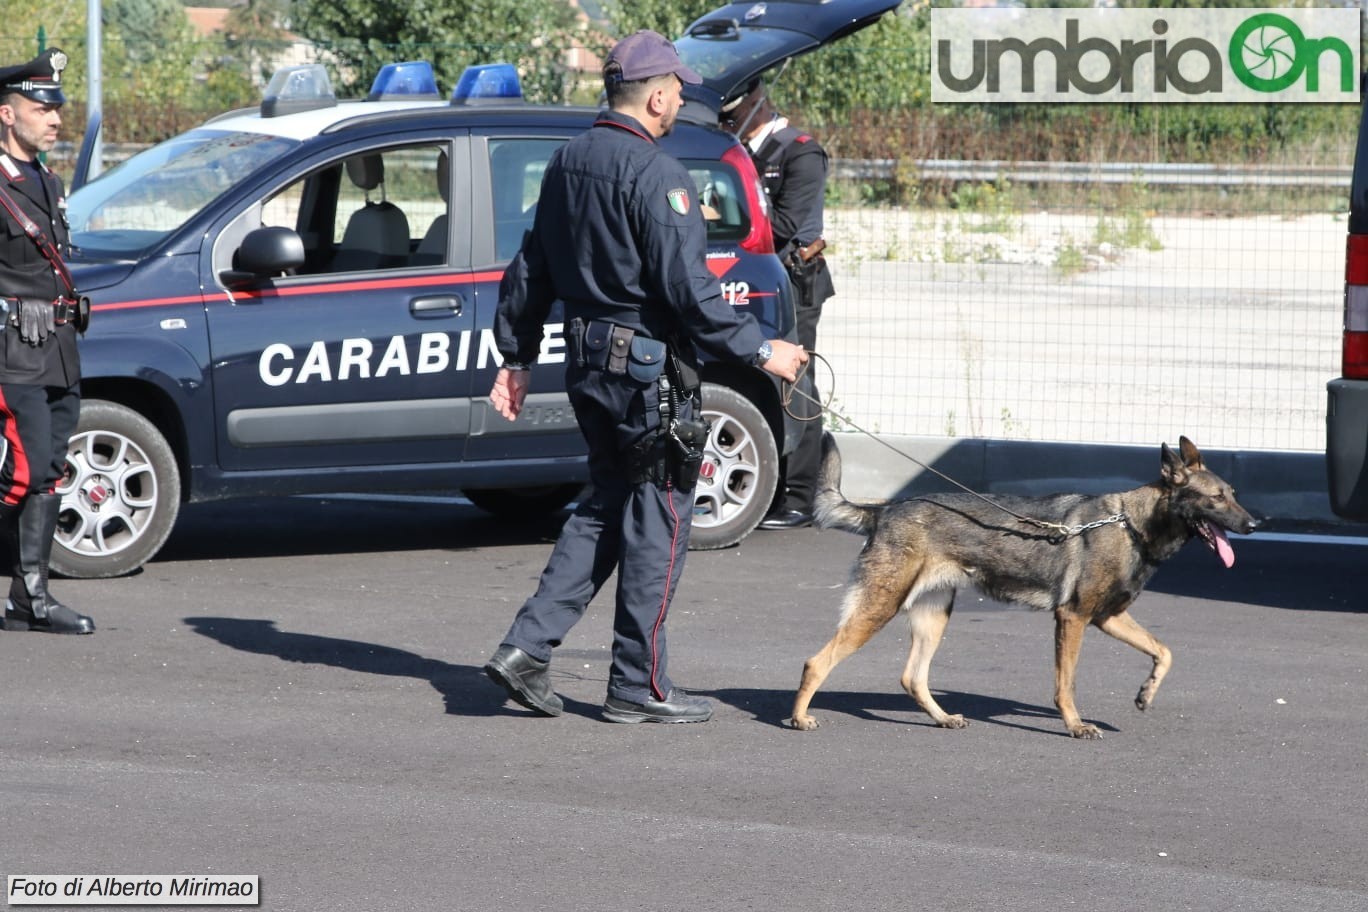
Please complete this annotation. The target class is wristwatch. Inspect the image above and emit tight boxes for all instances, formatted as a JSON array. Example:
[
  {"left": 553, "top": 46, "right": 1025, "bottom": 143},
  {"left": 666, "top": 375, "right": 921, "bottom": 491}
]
[
  {"left": 502, "top": 360, "right": 530, "bottom": 371},
  {"left": 753, "top": 341, "right": 773, "bottom": 366}
]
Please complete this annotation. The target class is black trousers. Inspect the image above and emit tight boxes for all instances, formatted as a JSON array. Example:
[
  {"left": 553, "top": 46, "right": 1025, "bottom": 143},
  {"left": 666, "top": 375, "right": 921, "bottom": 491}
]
[
  {"left": 0, "top": 382, "right": 79, "bottom": 506},
  {"left": 500, "top": 365, "right": 693, "bottom": 704},
  {"left": 775, "top": 292, "right": 824, "bottom": 512}
]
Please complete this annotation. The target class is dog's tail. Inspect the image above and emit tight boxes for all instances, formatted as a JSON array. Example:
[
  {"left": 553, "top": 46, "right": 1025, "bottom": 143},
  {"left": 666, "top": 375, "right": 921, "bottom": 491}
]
[{"left": 813, "top": 432, "right": 878, "bottom": 536}]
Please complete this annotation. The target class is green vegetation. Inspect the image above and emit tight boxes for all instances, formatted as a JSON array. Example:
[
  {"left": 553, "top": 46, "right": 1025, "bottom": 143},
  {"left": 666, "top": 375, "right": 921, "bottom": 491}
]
[{"left": 21, "top": 1, "right": 1361, "bottom": 176}]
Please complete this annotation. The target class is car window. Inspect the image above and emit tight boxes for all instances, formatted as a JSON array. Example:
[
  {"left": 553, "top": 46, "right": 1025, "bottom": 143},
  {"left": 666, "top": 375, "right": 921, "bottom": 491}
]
[
  {"left": 488, "top": 138, "right": 564, "bottom": 261},
  {"left": 683, "top": 158, "right": 751, "bottom": 243},
  {"left": 262, "top": 143, "right": 451, "bottom": 274},
  {"left": 68, "top": 129, "right": 298, "bottom": 259}
]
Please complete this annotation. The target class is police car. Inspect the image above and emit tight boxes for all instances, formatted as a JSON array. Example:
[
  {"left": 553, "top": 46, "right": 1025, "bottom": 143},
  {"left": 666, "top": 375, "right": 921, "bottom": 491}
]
[{"left": 61, "top": 0, "right": 900, "bottom": 578}]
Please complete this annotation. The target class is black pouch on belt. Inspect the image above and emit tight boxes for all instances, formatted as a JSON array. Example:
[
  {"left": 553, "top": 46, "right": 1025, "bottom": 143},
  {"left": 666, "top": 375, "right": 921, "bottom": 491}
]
[
  {"left": 668, "top": 416, "right": 709, "bottom": 491},
  {"left": 582, "top": 320, "right": 642, "bottom": 375}
]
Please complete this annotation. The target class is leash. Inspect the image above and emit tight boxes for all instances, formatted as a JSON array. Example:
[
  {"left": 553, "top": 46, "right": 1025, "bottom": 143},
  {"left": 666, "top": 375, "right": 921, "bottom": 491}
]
[{"left": 778, "top": 354, "right": 1128, "bottom": 541}]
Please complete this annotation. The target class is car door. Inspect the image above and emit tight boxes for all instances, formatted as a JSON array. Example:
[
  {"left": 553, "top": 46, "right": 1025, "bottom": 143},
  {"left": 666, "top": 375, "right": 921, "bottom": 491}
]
[
  {"left": 203, "top": 135, "right": 481, "bottom": 472},
  {"left": 462, "top": 127, "right": 586, "bottom": 462}
]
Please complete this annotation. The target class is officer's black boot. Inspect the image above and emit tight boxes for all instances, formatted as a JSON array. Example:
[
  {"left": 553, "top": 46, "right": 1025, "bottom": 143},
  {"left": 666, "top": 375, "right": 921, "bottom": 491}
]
[{"left": 2, "top": 494, "right": 94, "bottom": 634}]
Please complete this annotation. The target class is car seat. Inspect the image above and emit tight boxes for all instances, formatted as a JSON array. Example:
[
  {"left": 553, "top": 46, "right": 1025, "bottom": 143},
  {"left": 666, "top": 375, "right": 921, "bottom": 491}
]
[
  {"left": 333, "top": 154, "right": 410, "bottom": 271},
  {"left": 412, "top": 150, "right": 449, "bottom": 266},
  {"left": 491, "top": 152, "right": 534, "bottom": 261}
]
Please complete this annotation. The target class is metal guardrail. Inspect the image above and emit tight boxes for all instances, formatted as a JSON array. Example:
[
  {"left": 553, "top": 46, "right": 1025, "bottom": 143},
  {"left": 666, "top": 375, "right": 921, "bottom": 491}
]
[
  {"left": 52, "top": 141, "right": 1352, "bottom": 190},
  {"left": 831, "top": 158, "right": 1352, "bottom": 188}
]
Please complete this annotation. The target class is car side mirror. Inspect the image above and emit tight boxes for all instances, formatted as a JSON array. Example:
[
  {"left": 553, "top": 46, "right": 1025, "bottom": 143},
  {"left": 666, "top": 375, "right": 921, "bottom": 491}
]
[{"left": 220, "top": 226, "right": 306, "bottom": 288}]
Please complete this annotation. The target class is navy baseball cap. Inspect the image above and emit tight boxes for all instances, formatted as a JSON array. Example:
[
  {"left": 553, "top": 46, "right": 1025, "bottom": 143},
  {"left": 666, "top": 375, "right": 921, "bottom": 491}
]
[
  {"left": 604, "top": 30, "right": 702, "bottom": 85},
  {"left": 0, "top": 47, "right": 67, "bottom": 105}
]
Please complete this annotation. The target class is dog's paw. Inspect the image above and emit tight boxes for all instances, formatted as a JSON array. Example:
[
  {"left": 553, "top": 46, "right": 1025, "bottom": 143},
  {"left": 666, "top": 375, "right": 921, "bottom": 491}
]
[
  {"left": 937, "top": 714, "right": 969, "bottom": 730},
  {"left": 1135, "top": 684, "right": 1159, "bottom": 711},
  {"left": 786, "top": 715, "right": 820, "bottom": 731},
  {"left": 1069, "top": 723, "right": 1103, "bottom": 740}
]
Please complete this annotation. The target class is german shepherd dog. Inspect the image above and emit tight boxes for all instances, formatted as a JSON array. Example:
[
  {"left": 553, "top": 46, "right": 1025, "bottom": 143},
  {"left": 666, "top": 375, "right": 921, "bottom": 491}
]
[{"left": 789, "top": 434, "right": 1257, "bottom": 738}]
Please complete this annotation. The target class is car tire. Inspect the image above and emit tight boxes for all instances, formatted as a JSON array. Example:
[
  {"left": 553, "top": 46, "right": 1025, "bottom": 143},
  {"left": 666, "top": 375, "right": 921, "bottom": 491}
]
[
  {"left": 688, "top": 381, "right": 779, "bottom": 551},
  {"left": 462, "top": 483, "right": 583, "bottom": 517},
  {"left": 50, "top": 400, "right": 182, "bottom": 579}
]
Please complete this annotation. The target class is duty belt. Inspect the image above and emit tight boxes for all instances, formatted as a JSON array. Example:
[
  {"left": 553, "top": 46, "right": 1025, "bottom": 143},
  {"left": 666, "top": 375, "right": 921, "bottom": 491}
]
[
  {"left": 1, "top": 296, "right": 80, "bottom": 325},
  {"left": 570, "top": 318, "right": 668, "bottom": 384}
]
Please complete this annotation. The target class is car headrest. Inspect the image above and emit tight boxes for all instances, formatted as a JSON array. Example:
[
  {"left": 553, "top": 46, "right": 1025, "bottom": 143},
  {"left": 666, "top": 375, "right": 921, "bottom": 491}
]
[{"left": 345, "top": 154, "right": 385, "bottom": 191}]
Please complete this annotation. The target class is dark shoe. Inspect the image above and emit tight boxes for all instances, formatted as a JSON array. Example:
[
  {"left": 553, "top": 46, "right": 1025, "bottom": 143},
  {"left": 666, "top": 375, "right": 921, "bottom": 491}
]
[
  {"left": 1, "top": 600, "right": 94, "bottom": 635},
  {"left": 603, "top": 689, "right": 712, "bottom": 724},
  {"left": 484, "top": 645, "right": 562, "bottom": 717},
  {"left": 759, "top": 509, "right": 813, "bottom": 530}
]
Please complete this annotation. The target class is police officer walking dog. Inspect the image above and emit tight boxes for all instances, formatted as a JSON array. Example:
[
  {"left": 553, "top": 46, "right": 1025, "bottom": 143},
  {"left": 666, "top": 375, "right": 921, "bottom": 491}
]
[
  {"left": 484, "top": 31, "right": 806, "bottom": 723},
  {"left": 0, "top": 49, "right": 93, "bottom": 634}
]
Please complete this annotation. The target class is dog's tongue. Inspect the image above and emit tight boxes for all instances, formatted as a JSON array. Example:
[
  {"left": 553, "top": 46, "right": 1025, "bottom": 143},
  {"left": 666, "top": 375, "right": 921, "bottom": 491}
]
[{"left": 1203, "top": 521, "right": 1235, "bottom": 568}]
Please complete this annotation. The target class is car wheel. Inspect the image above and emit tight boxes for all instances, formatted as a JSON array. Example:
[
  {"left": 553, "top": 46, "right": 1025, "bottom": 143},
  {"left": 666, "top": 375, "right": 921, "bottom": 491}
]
[
  {"left": 688, "top": 382, "right": 779, "bottom": 551},
  {"left": 462, "top": 483, "right": 583, "bottom": 517},
  {"left": 50, "top": 400, "right": 182, "bottom": 579}
]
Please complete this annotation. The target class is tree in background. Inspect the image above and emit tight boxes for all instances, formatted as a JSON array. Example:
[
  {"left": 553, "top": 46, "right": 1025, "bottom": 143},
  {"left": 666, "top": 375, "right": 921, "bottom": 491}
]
[
  {"left": 602, "top": 0, "right": 928, "bottom": 157},
  {"left": 223, "top": 0, "right": 298, "bottom": 87},
  {"left": 601, "top": 0, "right": 711, "bottom": 47},
  {"left": 294, "top": 0, "right": 582, "bottom": 103}
]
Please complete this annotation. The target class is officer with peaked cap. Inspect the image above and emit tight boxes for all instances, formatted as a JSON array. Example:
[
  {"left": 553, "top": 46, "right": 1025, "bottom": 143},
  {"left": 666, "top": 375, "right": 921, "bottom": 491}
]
[
  {"left": 0, "top": 47, "right": 94, "bottom": 634},
  {"left": 482, "top": 30, "right": 806, "bottom": 722}
]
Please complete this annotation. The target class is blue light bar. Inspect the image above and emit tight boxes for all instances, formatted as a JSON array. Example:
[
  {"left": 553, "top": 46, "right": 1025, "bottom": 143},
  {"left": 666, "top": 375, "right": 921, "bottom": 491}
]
[
  {"left": 261, "top": 64, "right": 337, "bottom": 118},
  {"left": 368, "top": 61, "right": 442, "bottom": 101},
  {"left": 450, "top": 64, "right": 523, "bottom": 106}
]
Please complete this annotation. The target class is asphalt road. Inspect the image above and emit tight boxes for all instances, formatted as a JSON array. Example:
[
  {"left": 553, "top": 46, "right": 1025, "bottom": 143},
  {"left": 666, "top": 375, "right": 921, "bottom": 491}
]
[{"left": 2, "top": 495, "right": 1365, "bottom": 912}]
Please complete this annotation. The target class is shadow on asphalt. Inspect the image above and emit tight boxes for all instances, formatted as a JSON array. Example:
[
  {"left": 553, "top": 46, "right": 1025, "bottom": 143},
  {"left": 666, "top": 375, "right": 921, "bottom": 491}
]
[
  {"left": 1146, "top": 537, "right": 1364, "bottom": 613},
  {"left": 156, "top": 497, "right": 569, "bottom": 564},
  {"left": 181, "top": 616, "right": 621, "bottom": 722},
  {"left": 182, "top": 615, "right": 1101, "bottom": 732},
  {"left": 182, "top": 616, "right": 518, "bottom": 718},
  {"left": 698, "top": 686, "right": 1105, "bottom": 737}
]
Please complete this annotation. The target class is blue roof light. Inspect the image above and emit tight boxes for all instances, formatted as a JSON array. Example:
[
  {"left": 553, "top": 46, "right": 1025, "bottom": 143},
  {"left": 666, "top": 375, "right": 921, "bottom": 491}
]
[
  {"left": 261, "top": 64, "right": 337, "bottom": 117},
  {"left": 450, "top": 64, "right": 523, "bottom": 106},
  {"left": 368, "top": 61, "right": 441, "bottom": 101}
]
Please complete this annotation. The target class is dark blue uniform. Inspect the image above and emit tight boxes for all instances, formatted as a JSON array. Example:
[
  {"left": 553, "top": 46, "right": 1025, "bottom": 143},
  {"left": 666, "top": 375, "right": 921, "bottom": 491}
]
[
  {"left": 494, "top": 110, "right": 766, "bottom": 703},
  {"left": 752, "top": 126, "right": 834, "bottom": 519}
]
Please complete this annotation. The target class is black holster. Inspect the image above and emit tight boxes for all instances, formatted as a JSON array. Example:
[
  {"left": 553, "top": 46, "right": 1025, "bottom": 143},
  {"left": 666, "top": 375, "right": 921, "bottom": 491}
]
[
  {"left": 626, "top": 351, "right": 710, "bottom": 492},
  {"left": 784, "top": 250, "right": 835, "bottom": 310}
]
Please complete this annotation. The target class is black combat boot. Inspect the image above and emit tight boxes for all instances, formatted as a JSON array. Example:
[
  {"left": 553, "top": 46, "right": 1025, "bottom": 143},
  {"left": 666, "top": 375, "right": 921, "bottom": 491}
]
[{"left": 2, "top": 494, "right": 94, "bottom": 634}]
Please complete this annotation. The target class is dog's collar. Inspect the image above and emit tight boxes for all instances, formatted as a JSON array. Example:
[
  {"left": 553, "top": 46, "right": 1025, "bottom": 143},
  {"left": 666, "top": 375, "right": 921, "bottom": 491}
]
[{"left": 1026, "top": 511, "right": 1128, "bottom": 542}]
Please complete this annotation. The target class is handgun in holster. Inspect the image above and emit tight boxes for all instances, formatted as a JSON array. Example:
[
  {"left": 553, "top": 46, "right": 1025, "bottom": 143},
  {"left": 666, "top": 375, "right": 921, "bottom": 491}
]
[
  {"left": 784, "top": 238, "right": 828, "bottom": 309},
  {"left": 627, "top": 350, "right": 711, "bottom": 491}
]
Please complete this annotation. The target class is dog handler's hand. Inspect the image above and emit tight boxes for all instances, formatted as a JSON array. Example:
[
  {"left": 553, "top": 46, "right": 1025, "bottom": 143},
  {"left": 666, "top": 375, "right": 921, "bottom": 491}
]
[
  {"left": 759, "top": 339, "right": 808, "bottom": 384},
  {"left": 489, "top": 366, "right": 531, "bottom": 421}
]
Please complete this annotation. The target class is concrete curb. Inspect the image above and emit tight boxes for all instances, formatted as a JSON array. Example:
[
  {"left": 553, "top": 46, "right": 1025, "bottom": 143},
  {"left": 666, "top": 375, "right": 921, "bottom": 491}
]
[{"left": 834, "top": 434, "right": 1338, "bottom": 526}]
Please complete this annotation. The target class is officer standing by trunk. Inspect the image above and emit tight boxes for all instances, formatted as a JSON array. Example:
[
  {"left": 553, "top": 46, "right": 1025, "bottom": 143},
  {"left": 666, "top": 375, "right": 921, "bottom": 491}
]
[
  {"left": 0, "top": 48, "right": 93, "bottom": 634},
  {"left": 483, "top": 31, "right": 806, "bottom": 723},
  {"left": 721, "top": 78, "right": 835, "bottom": 530}
]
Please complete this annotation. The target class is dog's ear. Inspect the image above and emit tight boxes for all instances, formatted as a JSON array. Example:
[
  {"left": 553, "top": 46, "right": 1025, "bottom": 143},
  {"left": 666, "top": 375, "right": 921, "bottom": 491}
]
[
  {"left": 1160, "top": 441, "right": 1189, "bottom": 487},
  {"left": 1178, "top": 435, "right": 1205, "bottom": 471}
]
